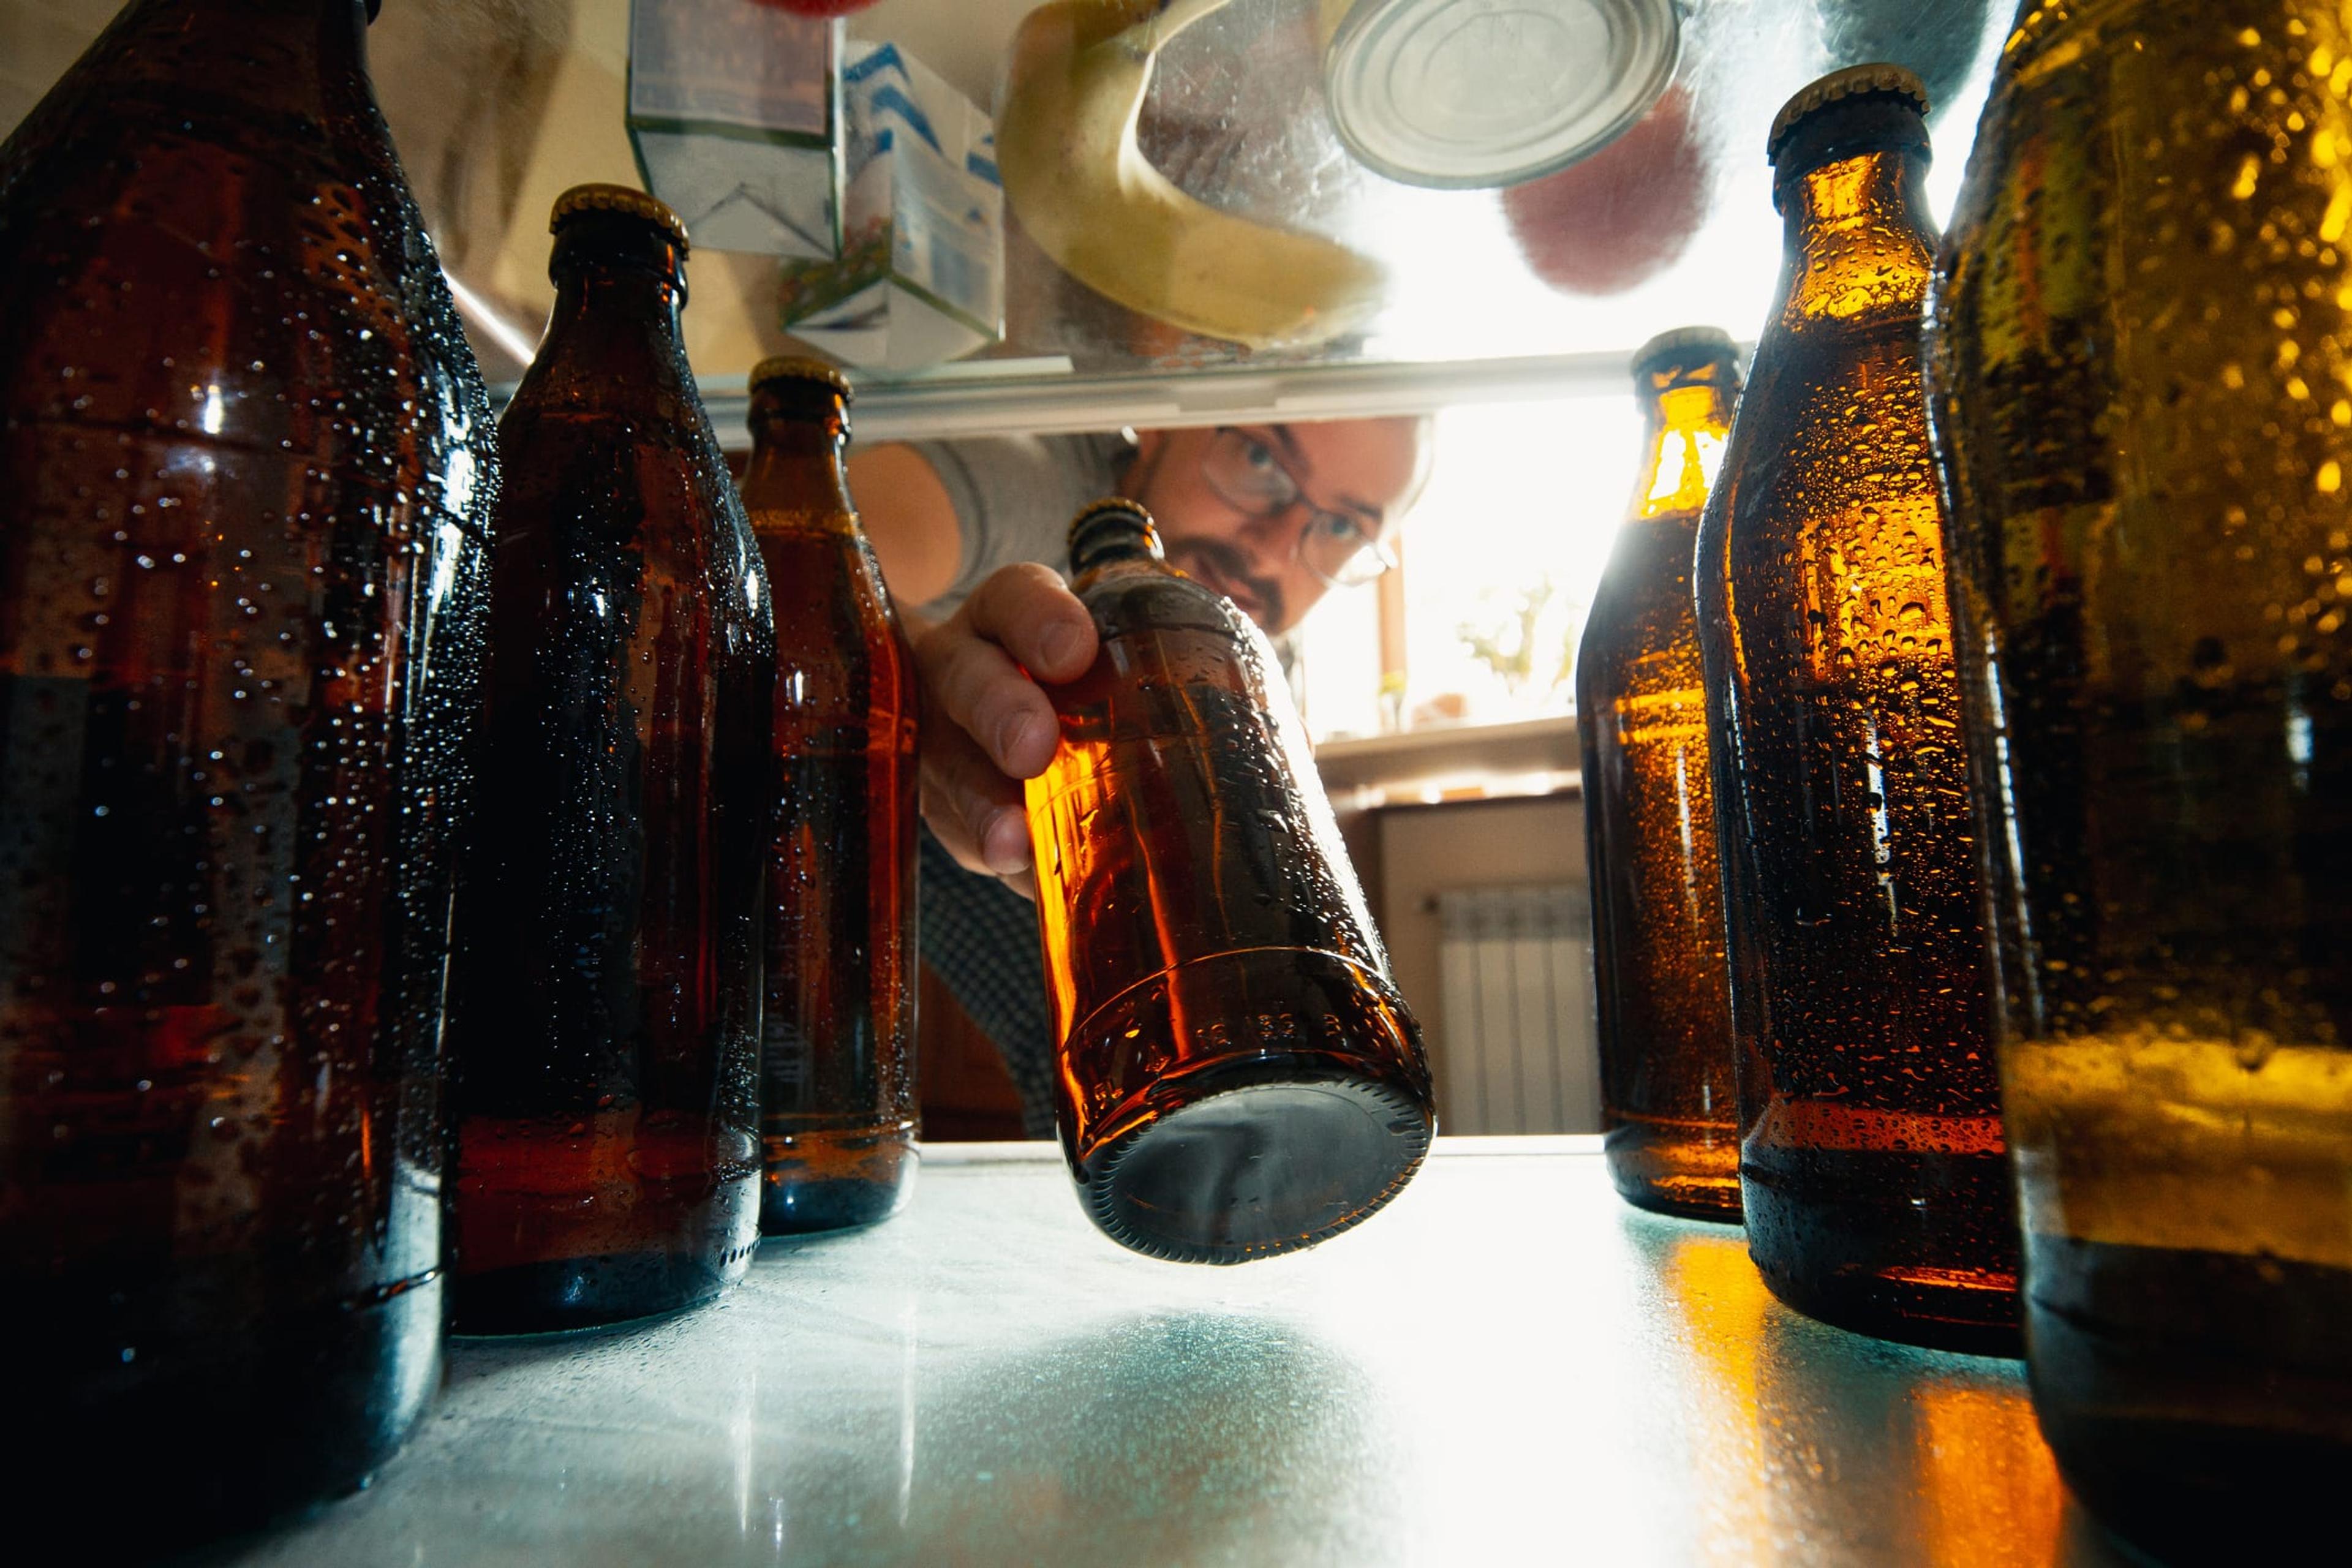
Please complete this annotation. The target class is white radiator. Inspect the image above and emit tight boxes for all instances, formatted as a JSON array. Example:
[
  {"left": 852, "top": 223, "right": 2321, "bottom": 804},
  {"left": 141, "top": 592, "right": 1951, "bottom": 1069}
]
[{"left": 1434, "top": 884, "right": 1602, "bottom": 1135}]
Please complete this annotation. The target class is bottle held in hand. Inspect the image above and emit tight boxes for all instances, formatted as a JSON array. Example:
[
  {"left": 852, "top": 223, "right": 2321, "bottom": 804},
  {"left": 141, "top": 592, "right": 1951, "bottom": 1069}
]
[{"left": 1027, "top": 499, "right": 1434, "bottom": 1264}]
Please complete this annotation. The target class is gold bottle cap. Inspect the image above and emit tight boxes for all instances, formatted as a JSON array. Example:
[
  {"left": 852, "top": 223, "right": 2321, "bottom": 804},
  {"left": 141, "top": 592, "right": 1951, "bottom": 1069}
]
[
  {"left": 549, "top": 183, "right": 690, "bottom": 254},
  {"left": 1068, "top": 496, "right": 1154, "bottom": 535},
  {"left": 1766, "top": 63, "right": 1930, "bottom": 161},
  {"left": 1067, "top": 496, "right": 1162, "bottom": 565},
  {"left": 1632, "top": 325, "right": 1738, "bottom": 379},
  {"left": 749, "top": 355, "right": 853, "bottom": 401}
]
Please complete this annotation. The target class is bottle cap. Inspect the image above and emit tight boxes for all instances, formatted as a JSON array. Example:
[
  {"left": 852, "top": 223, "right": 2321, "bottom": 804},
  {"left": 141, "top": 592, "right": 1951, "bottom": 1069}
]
[
  {"left": 1322, "top": 0, "right": 1682, "bottom": 189},
  {"left": 1631, "top": 325, "right": 1738, "bottom": 380},
  {"left": 550, "top": 184, "right": 690, "bottom": 254},
  {"left": 1766, "top": 63, "right": 1930, "bottom": 163},
  {"left": 750, "top": 355, "right": 852, "bottom": 401},
  {"left": 1068, "top": 497, "right": 1162, "bottom": 571}
]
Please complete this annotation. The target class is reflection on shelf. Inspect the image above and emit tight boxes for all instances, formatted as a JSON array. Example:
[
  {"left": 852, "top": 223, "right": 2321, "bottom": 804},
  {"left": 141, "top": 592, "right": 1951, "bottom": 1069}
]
[{"left": 1625, "top": 1213, "right": 2115, "bottom": 1568}]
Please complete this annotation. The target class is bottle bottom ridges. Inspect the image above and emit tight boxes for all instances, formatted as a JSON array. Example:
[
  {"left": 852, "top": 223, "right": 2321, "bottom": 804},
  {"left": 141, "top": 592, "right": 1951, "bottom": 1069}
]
[{"left": 1080, "top": 1069, "right": 1431, "bottom": 1264}]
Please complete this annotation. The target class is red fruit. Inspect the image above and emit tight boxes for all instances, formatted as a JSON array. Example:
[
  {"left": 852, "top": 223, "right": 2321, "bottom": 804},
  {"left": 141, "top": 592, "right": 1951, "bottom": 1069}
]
[
  {"left": 1502, "top": 86, "right": 1710, "bottom": 296},
  {"left": 750, "top": 0, "right": 882, "bottom": 15}
]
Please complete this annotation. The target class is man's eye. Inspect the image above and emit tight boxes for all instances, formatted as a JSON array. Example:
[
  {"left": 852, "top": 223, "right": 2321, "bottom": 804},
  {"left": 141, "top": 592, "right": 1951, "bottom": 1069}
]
[
  {"left": 1318, "top": 514, "right": 1365, "bottom": 543},
  {"left": 1242, "top": 440, "right": 1278, "bottom": 471}
]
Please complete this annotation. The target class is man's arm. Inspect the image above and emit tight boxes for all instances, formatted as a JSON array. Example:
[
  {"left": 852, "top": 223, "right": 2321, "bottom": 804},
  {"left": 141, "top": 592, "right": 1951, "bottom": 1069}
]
[{"left": 845, "top": 442, "right": 965, "bottom": 608}]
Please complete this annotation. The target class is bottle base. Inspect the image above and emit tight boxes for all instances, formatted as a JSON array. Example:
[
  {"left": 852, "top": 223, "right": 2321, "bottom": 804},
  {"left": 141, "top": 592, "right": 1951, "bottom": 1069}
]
[
  {"left": 1079, "top": 1067, "right": 1432, "bottom": 1264},
  {"left": 1743, "top": 1141, "right": 2021, "bottom": 1357},
  {"left": 761, "top": 1122, "right": 919, "bottom": 1235},
  {"left": 451, "top": 1170, "right": 760, "bottom": 1335},
  {"left": 2024, "top": 1234, "right": 2352, "bottom": 1565},
  {"left": 451, "top": 1246, "right": 755, "bottom": 1335},
  {"left": 1604, "top": 1120, "right": 1743, "bottom": 1223},
  {"left": 14, "top": 1270, "right": 442, "bottom": 1555}
]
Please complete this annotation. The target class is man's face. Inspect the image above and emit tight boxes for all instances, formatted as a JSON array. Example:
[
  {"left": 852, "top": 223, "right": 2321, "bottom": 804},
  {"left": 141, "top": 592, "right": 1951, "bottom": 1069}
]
[{"left": 1125, "top": 418, "right": 1426, "bottom": 633}]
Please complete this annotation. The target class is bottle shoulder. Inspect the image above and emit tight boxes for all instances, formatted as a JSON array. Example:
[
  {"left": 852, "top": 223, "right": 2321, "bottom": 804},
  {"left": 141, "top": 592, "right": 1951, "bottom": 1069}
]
[
  {"left": 493, "top": 410, "right": 755, "bottom": 570},
  {"left": 756, "top": 515, "right": 906, "bottom": 644},
  {"left": 1083, "top": 567, "right": 1251, "bottom": 644},
  {"left": 0, "top": 10, "right": 492, "bottom": 502},
  {"left": 1719, "top": 329, "right": 1940, "bottom": 523}
]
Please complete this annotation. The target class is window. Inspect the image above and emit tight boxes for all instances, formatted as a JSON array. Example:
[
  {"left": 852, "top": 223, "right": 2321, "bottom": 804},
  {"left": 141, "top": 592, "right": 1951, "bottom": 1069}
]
[{"left": 1300, "top": 393, "right": 1645, "bottom": 743}]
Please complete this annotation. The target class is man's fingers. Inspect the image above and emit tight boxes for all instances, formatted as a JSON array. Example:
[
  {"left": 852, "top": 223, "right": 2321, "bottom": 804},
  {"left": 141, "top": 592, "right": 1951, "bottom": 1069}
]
[
  {"left": 918, "top": 629, "right": 1056, "bottom": 778},
  {"left": 959, "top": 562, "right": 1098, "bottom": 684},
  {"left": 902, "top": 562, "right": 1088, "bottom": 900},
  {"left": 920, "top": 721, "right": 1035, "bottom": 883},
  {"left": 913, "top": 566, "right": 1092, "bottom": 781}
]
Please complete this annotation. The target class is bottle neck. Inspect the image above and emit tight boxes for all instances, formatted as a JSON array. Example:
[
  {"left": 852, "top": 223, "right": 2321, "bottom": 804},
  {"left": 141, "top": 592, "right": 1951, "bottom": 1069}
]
[
  {"left": 1069, "top": 513, "right": 1169, "bottom": 590},
  {"left": 1774, "top": 146, "right": 1939, "bottom": 325},
  {"left": 1630, "top": 371, "right": 1738, "bottom": 521},
  {"left": 530, "top": 255, "right": 691, "bottom": 403},
  {"left": 740, "top": 396, "right": 854, "bottom": 516}
]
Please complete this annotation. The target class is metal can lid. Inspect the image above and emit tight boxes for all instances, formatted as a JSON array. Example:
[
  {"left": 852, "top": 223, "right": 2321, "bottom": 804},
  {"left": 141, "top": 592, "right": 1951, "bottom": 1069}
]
[
  {"left": 750, "top": 355, "right": 852, "bottom": 401},
  {"left": 1321, "top": 0, "right": 1681, "bottom": 190},
  {"left": 1766, "top": 63, "right": 1931, "bottom": 162},
  {"left": 1631, "top": 325, "right": 1738, "bottom": 379},
  {"left": 550, "top": 183, "right": 690, "bottom": 254}
]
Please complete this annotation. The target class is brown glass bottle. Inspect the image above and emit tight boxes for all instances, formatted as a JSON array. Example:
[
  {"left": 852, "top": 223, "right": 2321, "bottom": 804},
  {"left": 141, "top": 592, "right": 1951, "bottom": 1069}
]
[
  {"left": 1025, "top": 499, "right": 1434, "bottom": 1264},
  {"left": 739, "top": 357, "right": 918, "bottom": 1235},
  {"left": 447, "top": 187, "right": 769, "bottom": 1333},
  {"left": 1928, "top": 2, "right": 2352, "bottom": 1555},
  {"left": 1692, "top": 66, "right": 2019, "bottom": 1354},
  {"left": 0, "top": 0, "right": 494, "bottom": 1544},
  {"left": 1578, "top": 326, "right": 1745, "bottom": 1222}
]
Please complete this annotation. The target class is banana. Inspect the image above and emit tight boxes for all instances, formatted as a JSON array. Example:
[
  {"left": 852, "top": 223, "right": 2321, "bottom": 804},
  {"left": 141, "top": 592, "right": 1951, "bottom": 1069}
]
[{"left": 995, "top": 0, "right": 1387, "bottom": 352}]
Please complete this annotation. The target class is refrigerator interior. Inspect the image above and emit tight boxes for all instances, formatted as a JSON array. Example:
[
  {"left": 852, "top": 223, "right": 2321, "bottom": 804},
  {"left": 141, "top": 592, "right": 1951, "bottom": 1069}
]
[{"left": 1, "top": 0, "right": 2013, "bottom": 1130}]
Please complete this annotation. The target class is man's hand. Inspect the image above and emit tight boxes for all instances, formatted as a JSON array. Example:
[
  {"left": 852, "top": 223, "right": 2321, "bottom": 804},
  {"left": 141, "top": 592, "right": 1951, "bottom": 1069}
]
[{"left": 906, "top": 562, "right": 1098, "bottom": 899}]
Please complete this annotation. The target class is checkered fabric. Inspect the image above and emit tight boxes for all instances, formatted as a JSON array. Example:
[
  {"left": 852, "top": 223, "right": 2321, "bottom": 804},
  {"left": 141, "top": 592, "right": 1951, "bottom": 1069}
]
[{"left": 918, "top": 828, "right": 1058, "bottom": 1137}]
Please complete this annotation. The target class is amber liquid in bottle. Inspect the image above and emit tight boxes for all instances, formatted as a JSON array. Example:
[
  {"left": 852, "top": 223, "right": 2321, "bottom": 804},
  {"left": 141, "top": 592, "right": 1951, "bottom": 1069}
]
[
  {"left": 1929, "top": 2, "right": 2352, "bottom": 1553},
  {"left": 1027, "top": 501, "right": 1434, "bottom": 1263},
  {"left": 739, "top": 361, "right": 918, "bottom": 1235},
  {"left": 447, "top": 193, "right": 770, "bottom": 1332},
  {"left": 0, "top": 0, "right": 494, "bottom": 1541},
  {"left": 1578, "top": 331, "right": 1745, "bottom": 1222},
  {"left": 1694, "top": 80, "right": 2019, "bottom": 1354}
]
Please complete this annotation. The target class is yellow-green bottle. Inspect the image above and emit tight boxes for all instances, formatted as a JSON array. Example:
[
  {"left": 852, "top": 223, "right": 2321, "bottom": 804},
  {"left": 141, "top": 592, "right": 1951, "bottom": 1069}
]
[{"left": 1928, "top": 2, "right": 2352, "bottom": 1556}]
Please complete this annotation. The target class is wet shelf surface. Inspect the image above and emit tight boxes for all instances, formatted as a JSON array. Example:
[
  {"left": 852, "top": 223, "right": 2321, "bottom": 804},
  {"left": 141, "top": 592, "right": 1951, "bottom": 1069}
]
[{"left": 196, "top": 1139, "right": 2132, "bottom": 1567}]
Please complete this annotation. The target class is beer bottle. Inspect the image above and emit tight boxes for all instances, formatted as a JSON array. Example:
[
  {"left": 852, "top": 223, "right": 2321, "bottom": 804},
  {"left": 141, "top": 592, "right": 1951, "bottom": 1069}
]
[
  {"left": 0, "top": 0, "right": 494, "bottom": 1542},
  {"left": 1027, "top": 499, "right": 1434, "bottom": 1263},
  {"left": 1692, "top": 66, "right": 2019, "bottom": 1353},
  {"left": 1578, "top": 326, "right": 1745, "bottom": 1222},
  {"left": 737, "top": 356, "right": 919, "bottom": 1235},
  {"left": 447, "top": 186, "right": 770, "bottom": 1332},
  {"left": 1928, "top": 4, "right": 2352, "bottom": 1554}
]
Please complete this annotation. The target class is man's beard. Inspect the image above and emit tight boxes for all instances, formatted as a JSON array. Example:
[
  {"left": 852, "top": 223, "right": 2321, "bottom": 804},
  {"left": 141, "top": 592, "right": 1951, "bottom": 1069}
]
[{"left": 1163, "top": 535, "right": 1286, "bottom": 632}]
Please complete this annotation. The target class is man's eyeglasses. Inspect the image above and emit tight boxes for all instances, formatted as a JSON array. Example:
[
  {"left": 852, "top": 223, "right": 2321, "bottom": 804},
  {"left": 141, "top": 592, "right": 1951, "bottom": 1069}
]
[{"left": 1199, "top": 428, "right": 1398, "bottom": 589}]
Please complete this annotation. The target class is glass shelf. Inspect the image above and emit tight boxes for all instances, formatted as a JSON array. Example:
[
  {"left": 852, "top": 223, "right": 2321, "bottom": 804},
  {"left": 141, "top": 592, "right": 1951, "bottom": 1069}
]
[{"left": 2, "top": 0, "right": 2011, "bottom": 432}]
